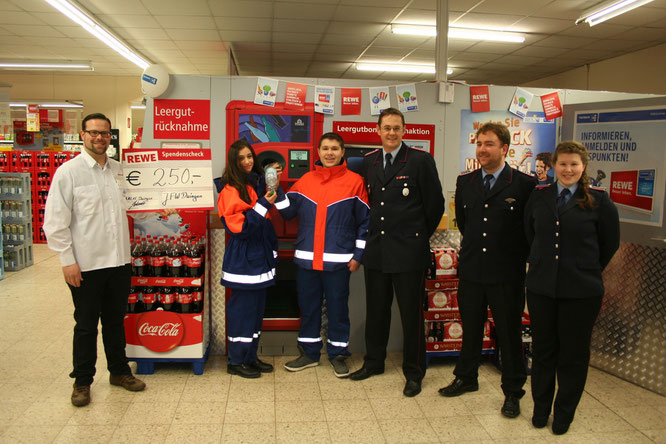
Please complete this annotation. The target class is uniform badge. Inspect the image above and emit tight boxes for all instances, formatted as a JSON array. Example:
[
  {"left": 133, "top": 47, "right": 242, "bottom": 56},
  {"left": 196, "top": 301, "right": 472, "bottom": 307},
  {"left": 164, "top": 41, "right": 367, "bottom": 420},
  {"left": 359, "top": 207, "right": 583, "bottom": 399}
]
[
  {"left": 403, "top": 188, "right": 409, "bottom": 197},
  {"left": 505, "top": 198, "right": 516, "bottom": 203}
]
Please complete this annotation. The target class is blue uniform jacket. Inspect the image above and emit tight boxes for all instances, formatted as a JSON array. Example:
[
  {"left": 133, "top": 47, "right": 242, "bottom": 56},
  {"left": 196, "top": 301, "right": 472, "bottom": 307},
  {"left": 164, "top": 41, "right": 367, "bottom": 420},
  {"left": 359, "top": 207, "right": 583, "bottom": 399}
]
[
  {"left": 280, "top": 160, "right": 370, "bottom": 271},
  {"left": 217, "top": 173, "right": 287, "bottom": 289},
  {"left": 524, "top": 183, "right": 620, "bottom": 299}
]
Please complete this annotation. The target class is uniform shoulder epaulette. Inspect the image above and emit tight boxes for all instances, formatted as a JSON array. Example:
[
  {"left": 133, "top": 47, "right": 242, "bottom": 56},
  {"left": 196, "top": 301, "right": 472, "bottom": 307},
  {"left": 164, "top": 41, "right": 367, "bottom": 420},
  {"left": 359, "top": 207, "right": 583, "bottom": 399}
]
[
  {"left": 364, "top": 149, "right": 380, "bottom": 157},
  {"left": 458, "top": 170, "right": 475, "bottom": 176},
  {"left": 535, "top": 184, "right": 549, "bottom": 189},
  {"left": 589, "top": 185, "right": 606, "bottom": 192}
]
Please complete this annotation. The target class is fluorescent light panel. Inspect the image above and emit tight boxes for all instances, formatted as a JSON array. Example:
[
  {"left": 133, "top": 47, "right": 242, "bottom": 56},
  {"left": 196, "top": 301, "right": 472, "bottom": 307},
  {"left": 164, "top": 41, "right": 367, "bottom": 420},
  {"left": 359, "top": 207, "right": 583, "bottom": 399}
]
[
  {"left": 356, "top": 63, "right": 436, "bottom": 74},
  {"left": 577, "top": 0, "right": 654, "bottom": 26},
  {"left": 391, "top": 24, "right": 525, "bottom": 43},
  {"left": 43, "top": 0, "right": 150, "bottom": 69},
  {"left": 10, "top": 102, "right": 83, "bottom": 108},
  {"left": 0, "top": 60, "right": 92, "bottom": 70},
  {"left": 356, "top": 63, "right": 453, "bottom": 75}
]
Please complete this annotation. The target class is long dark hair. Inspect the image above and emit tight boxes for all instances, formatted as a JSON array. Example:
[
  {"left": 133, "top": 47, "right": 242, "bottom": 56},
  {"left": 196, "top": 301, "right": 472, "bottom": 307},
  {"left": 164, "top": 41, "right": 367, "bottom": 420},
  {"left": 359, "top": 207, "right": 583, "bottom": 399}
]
[
  {"left": 553, "top": 140, "right": 595, "bottom": 209},
  {"left": 221, "top": 140, "right": 264, "bottom": 204}
]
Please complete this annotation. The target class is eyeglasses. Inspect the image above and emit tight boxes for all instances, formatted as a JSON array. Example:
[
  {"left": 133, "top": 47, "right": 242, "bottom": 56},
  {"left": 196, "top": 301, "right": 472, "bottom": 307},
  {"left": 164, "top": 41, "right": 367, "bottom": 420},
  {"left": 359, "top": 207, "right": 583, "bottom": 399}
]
[
  {"left": 380, "top": 126, "right": 403, "bottom": 133},
  {"left": 84, "top": 130, "right": 112, "bottom": 138}
]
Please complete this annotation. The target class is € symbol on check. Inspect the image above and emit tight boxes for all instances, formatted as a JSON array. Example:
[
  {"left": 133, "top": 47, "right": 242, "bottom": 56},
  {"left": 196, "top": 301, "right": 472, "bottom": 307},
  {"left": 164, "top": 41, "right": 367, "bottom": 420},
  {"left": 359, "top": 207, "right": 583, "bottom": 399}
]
[{"left": 126, "top": 170, "right": 141, "bottom": 186}]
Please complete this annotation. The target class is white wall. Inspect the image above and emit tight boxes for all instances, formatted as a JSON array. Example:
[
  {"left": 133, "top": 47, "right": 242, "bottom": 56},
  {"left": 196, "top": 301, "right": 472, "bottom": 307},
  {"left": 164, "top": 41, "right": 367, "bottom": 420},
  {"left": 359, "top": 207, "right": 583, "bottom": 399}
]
[
  {"left": 522, "top": 43, "right": 666, "bottom": 95},
  {"left": 0, "top": 73, "right": 143, "bottom": 148}
]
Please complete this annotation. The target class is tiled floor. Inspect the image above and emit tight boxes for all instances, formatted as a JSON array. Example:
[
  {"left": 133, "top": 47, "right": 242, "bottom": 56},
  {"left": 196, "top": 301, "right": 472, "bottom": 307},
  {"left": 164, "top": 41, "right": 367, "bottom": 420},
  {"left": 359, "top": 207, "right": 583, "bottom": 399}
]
[{"left": 0, "top": 244, "right": 664, "bottom": 443}]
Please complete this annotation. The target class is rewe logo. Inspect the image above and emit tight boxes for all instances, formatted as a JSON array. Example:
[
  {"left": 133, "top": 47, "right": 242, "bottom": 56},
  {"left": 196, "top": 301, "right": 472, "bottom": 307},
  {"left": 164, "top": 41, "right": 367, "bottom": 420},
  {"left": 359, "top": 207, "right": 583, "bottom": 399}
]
[{"left": 137, "top": 311, "right": 185, "bottom": 352}]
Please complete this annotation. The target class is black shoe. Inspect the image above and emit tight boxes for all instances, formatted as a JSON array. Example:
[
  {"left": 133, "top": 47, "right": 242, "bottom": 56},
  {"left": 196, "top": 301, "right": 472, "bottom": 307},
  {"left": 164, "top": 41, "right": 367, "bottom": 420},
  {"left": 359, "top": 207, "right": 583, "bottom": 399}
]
[
  {"left": 349, "top": 366, "right": 384, "bottom": 381},
  {"left": 501, "top": 394, "right": 520, "bottom": 418},
  {"left": 552, "top": 421, "right": 570, "bottom": 435},
  {"left": 227, "top": 364, "right": 260, "bottom": 379},
  {"left": 403, "top": 380, "right": 421, "bottom": 397},
  {"left": 438, "top": 378, "right": 479, "bottom": 397},
  {"left": 249, "top": 359, "right": 274, "bottom": 373},
  {"left": 532, "top": 415, "right": 548, "bottom": 428}
]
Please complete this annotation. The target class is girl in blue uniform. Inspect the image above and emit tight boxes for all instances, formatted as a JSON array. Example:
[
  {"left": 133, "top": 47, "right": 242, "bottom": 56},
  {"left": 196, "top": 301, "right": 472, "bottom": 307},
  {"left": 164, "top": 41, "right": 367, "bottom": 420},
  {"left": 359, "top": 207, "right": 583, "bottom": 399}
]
[
  {"left": 524, "top": 141, "right": 620, "bottom": 434},
  {"left": 217, "top": 140, "right": 286, "bottom": 378}
]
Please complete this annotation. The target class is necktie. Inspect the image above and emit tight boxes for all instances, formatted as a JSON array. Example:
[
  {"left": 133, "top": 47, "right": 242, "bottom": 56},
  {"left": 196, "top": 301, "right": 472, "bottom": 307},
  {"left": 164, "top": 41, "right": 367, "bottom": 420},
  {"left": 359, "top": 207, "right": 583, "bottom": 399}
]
[
  {"left": 384, "top": 153, "right": 392, "bottom": 172},
  {"left": 483, "top": 174, "right": 493, "bottom": 193},
  {"left": 557, "top": 188, "right": 570, "bottom": 208}
]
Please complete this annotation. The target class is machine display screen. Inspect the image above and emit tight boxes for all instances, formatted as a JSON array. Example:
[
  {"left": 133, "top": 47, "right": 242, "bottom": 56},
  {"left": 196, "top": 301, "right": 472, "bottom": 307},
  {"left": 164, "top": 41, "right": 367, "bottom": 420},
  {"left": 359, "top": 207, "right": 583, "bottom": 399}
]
[{"left": 290, "top": 150, "right": 308, "bottom": 161}]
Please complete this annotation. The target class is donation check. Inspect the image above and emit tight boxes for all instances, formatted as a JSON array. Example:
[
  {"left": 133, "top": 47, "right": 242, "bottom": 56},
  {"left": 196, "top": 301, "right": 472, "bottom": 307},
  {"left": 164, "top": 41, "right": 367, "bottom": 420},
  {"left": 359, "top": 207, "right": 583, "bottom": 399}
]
[{"left": 122, "top": 148, "right": 214, "bottom": 212}]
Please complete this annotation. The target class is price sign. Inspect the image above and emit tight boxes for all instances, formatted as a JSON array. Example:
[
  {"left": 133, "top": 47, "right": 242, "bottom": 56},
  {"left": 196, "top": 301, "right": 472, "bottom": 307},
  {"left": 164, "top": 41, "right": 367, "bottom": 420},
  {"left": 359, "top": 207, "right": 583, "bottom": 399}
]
[{"left": 122, "top": 148, "right": 214, "bottom": 212}]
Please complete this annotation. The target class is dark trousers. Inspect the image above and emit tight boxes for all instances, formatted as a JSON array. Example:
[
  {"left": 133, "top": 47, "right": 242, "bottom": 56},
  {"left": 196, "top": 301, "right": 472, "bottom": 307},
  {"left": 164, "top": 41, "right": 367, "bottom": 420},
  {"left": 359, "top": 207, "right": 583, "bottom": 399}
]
[
  {"left": 68, "top": 264, "right": 132, "bottom": 386},
  {"left": 363, "top": 267, "right": 426, "bottom": 382},
  {"left": 226, "top": 287, "right": 266, "bottom": 365},
  {"left": 455, "top": 279, "right": 526, "bottom": 397},
  {"left": 296, "top": 266, "right": 351, "bottom": 361},
  {"left": 527, "top": 290, "right": 602, "bottom": 424}
]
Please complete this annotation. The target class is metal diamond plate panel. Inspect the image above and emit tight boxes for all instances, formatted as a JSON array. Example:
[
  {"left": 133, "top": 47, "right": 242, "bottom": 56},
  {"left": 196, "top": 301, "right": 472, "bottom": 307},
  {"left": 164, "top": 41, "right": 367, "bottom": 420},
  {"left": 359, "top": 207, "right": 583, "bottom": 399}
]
[
  {"left": 209, "top": 229, "right": 226, "bottom": 355},
  {"left": 592, "top": 242, "right": 665, "bottom": 395}
]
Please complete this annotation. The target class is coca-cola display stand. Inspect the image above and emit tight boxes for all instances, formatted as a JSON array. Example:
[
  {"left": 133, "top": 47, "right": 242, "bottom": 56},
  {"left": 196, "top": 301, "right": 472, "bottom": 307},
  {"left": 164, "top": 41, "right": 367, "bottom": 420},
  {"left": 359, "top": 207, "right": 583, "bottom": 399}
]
[{"left": 124, "top": 210, "right": 210, "bottom": 375}]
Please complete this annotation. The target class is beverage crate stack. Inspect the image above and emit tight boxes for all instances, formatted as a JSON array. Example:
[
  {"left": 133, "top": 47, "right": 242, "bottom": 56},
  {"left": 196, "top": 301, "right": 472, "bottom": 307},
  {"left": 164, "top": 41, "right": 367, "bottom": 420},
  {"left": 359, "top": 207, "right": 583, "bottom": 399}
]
[
  {"left": 424, "top": 247, "right": 495, "bottom": 365},
  {"left": 6, "top": 150, "right": 79, "bottom": 243},
  {"left": 0, "top": 172, "right": 33, "bottom": 273}
]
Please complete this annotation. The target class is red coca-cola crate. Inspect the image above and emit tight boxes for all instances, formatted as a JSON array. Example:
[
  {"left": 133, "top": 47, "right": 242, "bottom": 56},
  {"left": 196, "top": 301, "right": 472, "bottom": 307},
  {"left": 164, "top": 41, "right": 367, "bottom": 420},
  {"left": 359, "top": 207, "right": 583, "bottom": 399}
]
[
  {"left": 131, "top": 275, "right": 204, "bottom": 287},
  {"left": 34, "top": 152, "right": 53, "bottom": 170},
  {"left": 0, "top": 152, "right": 10, "bottom": 171},
  {"left": 11, "top": 151, "right": 35, "bottom": 173}
]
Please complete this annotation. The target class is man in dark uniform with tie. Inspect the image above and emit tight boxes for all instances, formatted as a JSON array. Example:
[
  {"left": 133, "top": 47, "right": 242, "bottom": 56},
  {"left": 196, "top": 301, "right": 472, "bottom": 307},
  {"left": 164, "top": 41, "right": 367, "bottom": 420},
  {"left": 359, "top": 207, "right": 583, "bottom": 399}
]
[
  {"left": 349, "top": 108, "right": 445, "bottom": 397},
  {"left": 439, "top": 122, "right": 536, "bottom": 418}
]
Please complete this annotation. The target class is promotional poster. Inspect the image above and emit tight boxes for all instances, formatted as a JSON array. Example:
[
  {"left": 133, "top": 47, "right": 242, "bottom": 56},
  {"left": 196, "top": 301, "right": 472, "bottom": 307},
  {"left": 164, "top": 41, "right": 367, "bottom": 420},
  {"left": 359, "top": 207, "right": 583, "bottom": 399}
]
[
  {"left": 573, "top": 106, "right": 665, "bottom": 226},
  {"left": 459, "top": 110, "right": 558, "bottom": 180},
  {"left": 254, "top": 77, "right": 278, "bottom": 107},
  {"left": 396, "top": 84, "right": 418, "bottom": 113},
  {"left": 368, "top": 86, "right": 390, "bottom": 115}
]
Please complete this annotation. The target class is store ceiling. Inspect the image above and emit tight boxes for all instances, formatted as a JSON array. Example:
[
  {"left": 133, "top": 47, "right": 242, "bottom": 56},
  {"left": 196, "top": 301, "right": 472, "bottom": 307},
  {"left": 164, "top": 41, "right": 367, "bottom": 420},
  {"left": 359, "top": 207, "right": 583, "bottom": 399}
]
[{"left": 1, "top": 0, "right": 666, "bottom": 85}]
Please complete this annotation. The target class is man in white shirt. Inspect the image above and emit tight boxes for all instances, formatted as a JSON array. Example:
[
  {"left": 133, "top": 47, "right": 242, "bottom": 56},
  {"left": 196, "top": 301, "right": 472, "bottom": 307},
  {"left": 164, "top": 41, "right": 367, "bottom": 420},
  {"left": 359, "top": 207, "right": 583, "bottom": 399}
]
[{"left": 44, "top": 113, "right": 145, "bottom": 407}]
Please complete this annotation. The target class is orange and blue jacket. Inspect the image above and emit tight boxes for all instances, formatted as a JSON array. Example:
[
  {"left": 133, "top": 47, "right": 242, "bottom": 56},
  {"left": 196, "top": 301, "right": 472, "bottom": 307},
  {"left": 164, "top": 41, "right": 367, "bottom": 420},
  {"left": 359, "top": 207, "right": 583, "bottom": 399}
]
[
  {"left": 217, "top": 174, "right": 288, "bottom": 289},
  {"left": 279, "top": 160, "right": 370, "bottom": 271}
]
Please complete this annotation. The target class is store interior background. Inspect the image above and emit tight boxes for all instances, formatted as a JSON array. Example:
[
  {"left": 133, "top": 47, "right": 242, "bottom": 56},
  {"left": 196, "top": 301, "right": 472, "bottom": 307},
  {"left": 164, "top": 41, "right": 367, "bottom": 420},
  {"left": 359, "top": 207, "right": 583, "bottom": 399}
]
[{"left": 1, "top": 0, "right": 664, "bottom": 371}]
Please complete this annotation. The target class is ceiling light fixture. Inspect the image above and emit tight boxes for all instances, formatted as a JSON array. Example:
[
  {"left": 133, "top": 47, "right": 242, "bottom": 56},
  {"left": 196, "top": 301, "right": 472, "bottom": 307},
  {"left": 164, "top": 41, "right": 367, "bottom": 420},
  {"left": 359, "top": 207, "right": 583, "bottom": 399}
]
[
  {"left": 355, "top": 63, "right": 454, "bottom": 75},
  {"left": 9, "top": 102, "right": 84, "bottom": 108},
  {"left": 0, "top": 60, "right": 93, "bottom": 70},
  {"left": 130, "top": 105, "right": 147, "bottom": 109},
  {"left": 391, "top": 24, "right": 525, "bottom": 43},
  {"left": 43, "top": 0, "right": 150, "bottom": 69},
  {"left": 356, "top": 62, "right": 436, "bottom": 74},
  {"left": 391, "top": 24, "right": 437, "bottom": 37},
  {"left": 576, "top": 0, "right": 654, "bottom": 26}
]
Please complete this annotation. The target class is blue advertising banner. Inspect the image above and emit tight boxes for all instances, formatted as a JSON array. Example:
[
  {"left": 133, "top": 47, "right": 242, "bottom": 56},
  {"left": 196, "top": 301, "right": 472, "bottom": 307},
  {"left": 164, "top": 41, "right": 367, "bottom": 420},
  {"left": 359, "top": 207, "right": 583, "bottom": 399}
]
[
  {"left": 574, "top": 106, "right": 665, "bottom": 226},
  {"left": 459, "top": 110, "right": 558, "bottom": 185}
]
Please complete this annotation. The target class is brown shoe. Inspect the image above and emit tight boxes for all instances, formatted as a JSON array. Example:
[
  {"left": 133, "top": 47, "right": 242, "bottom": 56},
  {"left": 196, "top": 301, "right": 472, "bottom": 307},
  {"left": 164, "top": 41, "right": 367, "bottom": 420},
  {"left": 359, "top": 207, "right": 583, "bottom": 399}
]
[
  {"left": 71, "top": 384, "right": 91, "bottom": 407},
  {"left": 109, "top": 373, "right": 146, "bottom": 391}
]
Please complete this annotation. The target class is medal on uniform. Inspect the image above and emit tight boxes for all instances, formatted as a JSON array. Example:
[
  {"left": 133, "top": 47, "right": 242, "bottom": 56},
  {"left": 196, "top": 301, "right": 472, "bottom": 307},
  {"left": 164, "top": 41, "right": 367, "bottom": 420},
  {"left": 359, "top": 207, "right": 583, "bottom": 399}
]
[{"left": 403, "top": 188, "right": 409, "bottom": 196}]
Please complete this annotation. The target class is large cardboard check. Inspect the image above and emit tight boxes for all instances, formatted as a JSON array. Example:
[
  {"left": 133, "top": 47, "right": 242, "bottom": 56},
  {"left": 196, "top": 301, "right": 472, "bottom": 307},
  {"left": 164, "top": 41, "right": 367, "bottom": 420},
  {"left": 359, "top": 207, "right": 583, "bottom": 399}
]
[{"left": 122, "top": 149, "right": 214, "bottom": 212}]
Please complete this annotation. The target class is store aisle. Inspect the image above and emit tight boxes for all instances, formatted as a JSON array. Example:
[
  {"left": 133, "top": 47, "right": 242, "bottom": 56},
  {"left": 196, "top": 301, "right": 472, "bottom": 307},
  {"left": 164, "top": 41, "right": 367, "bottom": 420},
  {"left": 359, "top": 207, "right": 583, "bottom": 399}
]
[{"left": 0, "top": 244, "right": 664, "bottom": 443}]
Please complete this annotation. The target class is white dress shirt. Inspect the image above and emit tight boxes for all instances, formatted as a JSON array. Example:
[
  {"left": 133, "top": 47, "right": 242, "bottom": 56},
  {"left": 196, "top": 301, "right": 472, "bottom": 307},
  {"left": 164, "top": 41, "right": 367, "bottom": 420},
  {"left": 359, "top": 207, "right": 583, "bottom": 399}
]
[{"left": 43, "top": 150, "right": 131, "bottom": 271}]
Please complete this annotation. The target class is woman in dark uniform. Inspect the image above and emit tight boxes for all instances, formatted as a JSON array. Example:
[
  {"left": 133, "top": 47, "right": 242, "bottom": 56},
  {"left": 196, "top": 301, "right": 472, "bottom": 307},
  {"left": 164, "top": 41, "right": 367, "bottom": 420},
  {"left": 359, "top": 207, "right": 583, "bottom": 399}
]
[{"left": 524, "top": 141, "right": 620, "bottom": 435}]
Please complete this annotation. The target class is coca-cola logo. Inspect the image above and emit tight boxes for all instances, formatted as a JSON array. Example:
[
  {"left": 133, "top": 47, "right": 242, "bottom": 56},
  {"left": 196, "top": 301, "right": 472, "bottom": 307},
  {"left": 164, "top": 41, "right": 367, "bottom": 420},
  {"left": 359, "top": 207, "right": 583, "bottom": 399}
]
[
  {"left": 173, "top": 279, "right": 184, "bottom": 285},
  {"left": 137, "top": 311, "right": 184, "bottom": 353}
]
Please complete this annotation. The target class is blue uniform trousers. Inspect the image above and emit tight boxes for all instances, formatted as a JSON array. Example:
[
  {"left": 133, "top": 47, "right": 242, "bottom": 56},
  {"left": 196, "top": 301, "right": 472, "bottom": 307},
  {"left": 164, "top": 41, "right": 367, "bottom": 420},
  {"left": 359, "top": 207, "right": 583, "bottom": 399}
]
[
  {"left": 226, "top": 288, "right": 266, "bottom": 365},
  {"left": 296, "top": 266, "right": 351, "bottom": 361}
]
